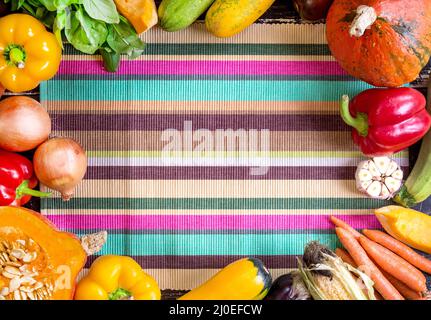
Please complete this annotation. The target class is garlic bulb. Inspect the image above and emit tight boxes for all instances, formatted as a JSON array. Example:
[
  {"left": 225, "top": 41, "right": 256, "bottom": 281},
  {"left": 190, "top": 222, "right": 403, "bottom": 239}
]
[{"left": 355, "top": 157, "right": 403, "bottom": 199}]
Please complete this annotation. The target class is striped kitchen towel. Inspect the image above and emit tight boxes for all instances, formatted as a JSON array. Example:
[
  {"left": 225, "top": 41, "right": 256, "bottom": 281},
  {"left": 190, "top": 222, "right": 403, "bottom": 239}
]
[{"left": 40, "top": 22, "right": 408, "bottom": 292}]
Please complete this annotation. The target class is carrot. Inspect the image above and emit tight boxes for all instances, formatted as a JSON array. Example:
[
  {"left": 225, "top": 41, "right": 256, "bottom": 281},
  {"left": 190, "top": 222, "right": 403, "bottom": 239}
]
[
  {"left": 335, "top": 248, "right": 357, "bottom": 267},
  {"left": 374, "top": 291, "right": 384, "bottom": 300},
  {"left": 363, "top": 229, "right": 431, "bottom": 274},
  {"left": 335, "top": 248, "right": 384, "bottom": 300},
  {"left": 358, "top": 235, "right": 427, "bottom": 293},
  {"left": 380, "top": 270, "right": 424, "bottom": 300},
  {"left": 335, "top": 227, "right": 404, "bottom": 300},
  {"left": 330, "top": 216, "right": 362, "bottom": 239}
]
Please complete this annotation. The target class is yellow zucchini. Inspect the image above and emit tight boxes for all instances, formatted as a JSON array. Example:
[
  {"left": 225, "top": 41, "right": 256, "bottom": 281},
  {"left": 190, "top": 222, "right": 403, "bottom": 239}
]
[
  {"left": 178, "top": 258, "right": 272, "bottom": 300},
  {"left": 205, "top": 0, "right": 276, "bottom": 37}
]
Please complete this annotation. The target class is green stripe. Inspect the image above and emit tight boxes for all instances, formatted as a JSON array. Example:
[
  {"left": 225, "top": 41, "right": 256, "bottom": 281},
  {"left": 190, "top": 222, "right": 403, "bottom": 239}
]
[
  {"left": 63, "top": 43, "right": 331, "bottom": 56},
  {"left": 73, "top": 233, "right": 340, "bottom": 255},
  {"left": 45, "top": 80, "right": 371, "bottom": 102},
  {"left": 42, "top": 198, "right": 389, "bottom": 210},
  {"left": 86, "top": 150, "right": 409, "bottom": 158}
]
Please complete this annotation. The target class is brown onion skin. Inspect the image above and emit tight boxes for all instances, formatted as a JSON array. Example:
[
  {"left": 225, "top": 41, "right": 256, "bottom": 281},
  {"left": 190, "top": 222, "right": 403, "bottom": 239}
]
[
  {"left": 33, "top": 138, "right": 87, "bottom": 201},
  {"left": 0, "top": 96, "right": 51, "bottom": 152}
]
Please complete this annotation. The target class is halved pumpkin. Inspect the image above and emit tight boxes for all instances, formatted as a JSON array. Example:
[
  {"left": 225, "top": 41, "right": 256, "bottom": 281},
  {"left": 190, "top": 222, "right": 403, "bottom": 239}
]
[{"left": 0, "top": 206, "right": 86, "bottom": 300}]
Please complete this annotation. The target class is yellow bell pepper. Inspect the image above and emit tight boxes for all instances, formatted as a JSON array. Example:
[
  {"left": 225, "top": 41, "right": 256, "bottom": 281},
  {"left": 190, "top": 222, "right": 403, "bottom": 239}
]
[
  {"left": 0, "top": 14, "right": 61, "bottom": 93},
  {"left": 74, "top": 255, "right": 161, "bottom": 300},
  {"left": 375, "top": 205, "right": 431, "bottom": 254}
]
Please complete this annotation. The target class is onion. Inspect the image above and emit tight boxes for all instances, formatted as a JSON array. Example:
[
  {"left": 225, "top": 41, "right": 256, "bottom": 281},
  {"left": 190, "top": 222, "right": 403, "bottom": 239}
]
[
  {"left": 0, "top": 96, "right": 51, "bottom": 152},
  {"left": 33, "top": 138, "right": 87, "bottom": 201}
]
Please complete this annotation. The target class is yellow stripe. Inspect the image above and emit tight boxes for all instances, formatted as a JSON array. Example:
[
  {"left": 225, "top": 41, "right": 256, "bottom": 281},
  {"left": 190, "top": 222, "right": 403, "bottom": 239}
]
[
  {"left": 42, "top": 209, "right": 374, "bottom": 216},
  {"left": 45, "top": 101, "right": 340, "bottom": 113},
  {"left": 44, "top": 180, "right": 363, "bottom": 199},
  {"left": 141, "top": 23, "right": 327, "bottom": 44},
  {"left": 61, "top": 55, "right": 336, "bottom": 61}
]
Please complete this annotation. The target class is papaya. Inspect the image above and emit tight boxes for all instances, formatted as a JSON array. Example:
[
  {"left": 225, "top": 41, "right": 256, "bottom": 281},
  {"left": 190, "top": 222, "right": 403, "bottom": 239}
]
[
  {"left": 178, "top": 258, "right": 272, "bottom": 300},
  {"left": 205, "top": 0, "right": 276, "bottom": 37},
  {"left": 158, "top": 0, "right": 216, "bottom": 32}
]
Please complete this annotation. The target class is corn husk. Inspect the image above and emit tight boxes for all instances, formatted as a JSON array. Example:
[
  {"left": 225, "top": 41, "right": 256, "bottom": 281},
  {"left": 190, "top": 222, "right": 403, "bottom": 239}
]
[{"left": 298, "top": 244, "right": 376, "bottom": 300}]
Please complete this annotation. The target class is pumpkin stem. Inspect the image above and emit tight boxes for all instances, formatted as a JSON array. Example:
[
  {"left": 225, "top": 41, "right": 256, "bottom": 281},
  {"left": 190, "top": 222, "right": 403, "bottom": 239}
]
[
  {"left": 349, "top": 5, "right": 377, "bottom": 37},
  {"left": 340, "top": 95, "right": 369, "bottom": 136}
]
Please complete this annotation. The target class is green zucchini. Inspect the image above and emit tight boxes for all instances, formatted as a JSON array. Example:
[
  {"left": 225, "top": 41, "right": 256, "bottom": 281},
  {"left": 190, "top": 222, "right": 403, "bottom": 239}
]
[
  {"left": 394, "top": 82, "right": 431, "bottom": 207},
  {"left": 158, "top": 0, "right": 215, "bottom": 32}
]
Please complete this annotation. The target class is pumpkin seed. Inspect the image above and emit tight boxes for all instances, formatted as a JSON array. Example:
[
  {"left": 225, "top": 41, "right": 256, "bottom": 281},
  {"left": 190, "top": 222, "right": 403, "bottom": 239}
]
[
  {"left": 15, "top": 240, "right": 25, "bottom": 247},
  {"left": 9, "top": 277, "right": 21, "bottom": 292},
  {"left": 33, "top": 282, "right": 43, "bottom": 290},
  {"left": 11, "top": 249, "right": 25, "bottom": 259},
  {"left": 6, "top": 261, "right": 22, "bottom": 268},
  {"left": 1, "top": 252, "right": 10, "bottom": 262},
  {"left": 4, "top": 266, "right": 21, "bottom": 276},
  {"left": 1, "top": 287, "right": 10, "bottom": 296},
  {"left": 27, "top": 291, "right": 35, "bottom": 300},
  {"left": 22, "top": 254, "right": 32, "bottom": 263},
  {"left": 20, "top": 290, "right": 27, "bottom": 300},
  {"left": 13, "top": 290, "right": 21, "bottom": 300},
  {"left": 2, "top": 271, "right": 17, "bottom": 279}
]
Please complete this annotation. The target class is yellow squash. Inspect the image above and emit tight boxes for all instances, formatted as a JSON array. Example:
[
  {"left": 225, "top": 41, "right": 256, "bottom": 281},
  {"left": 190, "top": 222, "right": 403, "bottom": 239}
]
[
  {"left": 114, "top": 0, "right": 158, "bottom": 34},
  {"left": 179, "top": 257, "right": 272, "bottom": 300},
  {"left": 205, "top": 0, "right": 276, "bottom": 37},
  {"left": 74, "top": 255, "right": 161, "bottom": 300},
  {"left": 375, "top": 206, "right": 431, "bottom": 254}
]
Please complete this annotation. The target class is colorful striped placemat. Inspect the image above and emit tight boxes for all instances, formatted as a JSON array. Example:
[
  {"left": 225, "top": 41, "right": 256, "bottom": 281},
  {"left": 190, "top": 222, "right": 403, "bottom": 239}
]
[{"left": 40, "top": 22, "right": 409, "bottom": 292}]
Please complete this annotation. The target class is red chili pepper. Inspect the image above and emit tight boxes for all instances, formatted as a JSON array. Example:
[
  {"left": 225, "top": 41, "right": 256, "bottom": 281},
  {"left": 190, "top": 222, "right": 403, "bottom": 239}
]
[
  {"left": 340, "top": 88, "right": 431, "bottom": 156},
  {"left": 0, "top": 150, "right": 51, "bottom": 206}
]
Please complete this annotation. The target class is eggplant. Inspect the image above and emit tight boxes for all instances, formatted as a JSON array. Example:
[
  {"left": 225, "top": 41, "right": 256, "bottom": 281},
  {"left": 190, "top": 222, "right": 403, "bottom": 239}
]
[
  {"left": 264, "top": 272, "right": 310, "bottom": 300},
  {"left": 293, "top": 0, "right": 334, "bottom": 21},
  {"left": 0, "top": 2, "right": 9, "bottom": 17}
]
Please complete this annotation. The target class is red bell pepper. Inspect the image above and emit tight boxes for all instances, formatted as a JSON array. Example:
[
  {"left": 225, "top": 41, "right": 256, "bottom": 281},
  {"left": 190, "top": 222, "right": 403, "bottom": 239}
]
[
  {"left": 0, "top": 150, "right": 51, "bottom": 206},
  {"left": 340, "top": 88, "right": 431, "bottom": 156}
]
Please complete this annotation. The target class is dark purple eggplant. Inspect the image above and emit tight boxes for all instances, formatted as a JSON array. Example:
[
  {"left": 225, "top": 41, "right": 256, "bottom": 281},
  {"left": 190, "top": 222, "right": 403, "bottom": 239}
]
[
  {"left": 0, "top": 2, "right": 9, "bottom": 17},
  {"left": 264, "top": 272, "right": 310, "bottom": 300},
  {"left": 293, "top": 0, "right": 334, "bottom": 21}
]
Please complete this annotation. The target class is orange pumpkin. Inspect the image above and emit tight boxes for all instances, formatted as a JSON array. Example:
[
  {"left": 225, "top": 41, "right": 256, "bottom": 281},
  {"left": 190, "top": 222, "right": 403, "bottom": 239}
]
[
  {"left": 326, "top": 0, "right": 431, "bottom": 87},
  {"left": 0, "top": 206, "right": 86, "bottom": 300}
]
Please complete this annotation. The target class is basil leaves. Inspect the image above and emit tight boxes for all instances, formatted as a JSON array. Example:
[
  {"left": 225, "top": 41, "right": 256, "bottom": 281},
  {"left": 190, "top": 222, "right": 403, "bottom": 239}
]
[{"left": 5, "top": 0, "right": 146, "bottom": 72}]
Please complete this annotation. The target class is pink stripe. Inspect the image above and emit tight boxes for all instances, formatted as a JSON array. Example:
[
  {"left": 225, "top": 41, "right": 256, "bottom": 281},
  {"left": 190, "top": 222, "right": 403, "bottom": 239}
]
[
  {"left": 45, "top": 214, "right": 380, "bottom": 230},
  {"left": 58, "top": 60, "right": 347, "bottom": 76}
]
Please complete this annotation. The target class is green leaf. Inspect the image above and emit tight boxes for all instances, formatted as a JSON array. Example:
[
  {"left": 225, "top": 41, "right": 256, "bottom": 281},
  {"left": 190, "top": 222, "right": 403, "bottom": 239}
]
[
  {"left": 54, "top": 0, "right": 82, "bottom": 10},
  {"left": 9, "top": 0, "right": 26, "bottom": 11},
  {"left": 37, "top": 0, "right": 57, "bottom": 10},
  {"left": 100, "top": 46, "right": 121, "bottom": 72},
  {"left": 82, "top": 0, "right": 119, "bottom": 24},
  {"left": 53, "top": 8, "right": 69, "bottom": 48},
  {"left": 65, "top": 7, "right": 108, "bottom": 54},
  {"left": 106, "top": 16, "right": 146, "bottom": 58}
]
